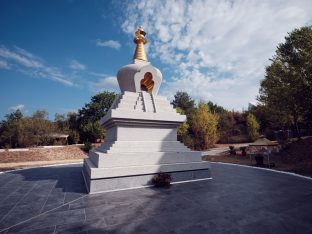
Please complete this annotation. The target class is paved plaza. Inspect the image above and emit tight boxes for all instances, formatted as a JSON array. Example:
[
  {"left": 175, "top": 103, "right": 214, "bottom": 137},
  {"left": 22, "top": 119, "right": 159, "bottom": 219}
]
[{"left": 0, "top": 163, "right": 311, "bottom": 234}]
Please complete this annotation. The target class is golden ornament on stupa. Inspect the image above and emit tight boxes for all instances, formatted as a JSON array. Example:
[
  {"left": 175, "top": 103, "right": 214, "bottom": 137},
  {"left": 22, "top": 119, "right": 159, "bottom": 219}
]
[{"left": 133, "top": 26, "right": 148, "bottom": 62}]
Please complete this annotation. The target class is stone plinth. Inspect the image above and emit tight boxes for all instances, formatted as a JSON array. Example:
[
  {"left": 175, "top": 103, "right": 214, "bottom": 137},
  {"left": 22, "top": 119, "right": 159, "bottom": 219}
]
[{"left": 82, "top": 91, "right": 211, "bottom": 193}]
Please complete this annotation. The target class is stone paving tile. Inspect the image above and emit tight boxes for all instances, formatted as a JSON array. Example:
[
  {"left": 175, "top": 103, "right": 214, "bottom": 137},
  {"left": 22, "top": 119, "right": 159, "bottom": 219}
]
[
  {"left": 6, "top": 208, "right": 85, "bottom": 233},
  {"left": 100, "top": 217, "right": 167, "bottom": 234},
  {"left": 0, "top": 163, "right": 311, "bottom": 234},
  {"left": 40, "top": 187, "right": 67, "bottom": 213},
  {"left": 0, "top": 173, "right": 17, "bottom": 188},
  {"left": 7, "top": 225, "right": 56, "bottom": 234},
  {"left": 85, "top": 199, "right": 144, "bottom": 221},
  {"left": 55, "top": 218, "right": 105, "bottom": 234},
  {"left": 236, "top": 215, "right": 311, "bottom": 234}
]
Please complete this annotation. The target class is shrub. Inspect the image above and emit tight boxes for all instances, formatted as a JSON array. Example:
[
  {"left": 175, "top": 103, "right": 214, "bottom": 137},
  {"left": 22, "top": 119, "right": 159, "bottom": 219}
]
[
  {"left": 240, "top": 146, "right": 247, "bottom": 156},
  {"left": 152, "top": 173, "right": 172, "bottom": 188},
  {"left": 276, "top": 130, "right": 289, "bottom": 146},
  {"left": 229, "top": 146, "right": 236, "bottom": 155},
  {"left": 68, "top": 130, "right": 80, "bottom": 144},
  {"left": 83, "top": 141, "right": 93, "bottom": 153}
]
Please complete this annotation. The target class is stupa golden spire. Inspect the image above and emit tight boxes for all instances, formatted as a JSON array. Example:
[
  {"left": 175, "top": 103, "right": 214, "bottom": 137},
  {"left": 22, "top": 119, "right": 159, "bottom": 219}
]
[{"left": 133, "top": 26, "right": 148, "bottom": 62}]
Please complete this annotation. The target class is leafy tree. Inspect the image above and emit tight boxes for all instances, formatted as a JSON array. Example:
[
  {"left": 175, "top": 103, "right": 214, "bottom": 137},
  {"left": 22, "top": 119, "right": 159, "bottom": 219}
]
[
  {"left": 81, "top": 121, "right": 105, "bottom": 143},
  {"left": 78, "top": 91, "right": 116, "bottom": 142},
  {"left": 55, "top": 113, "right": 69, "bottom": 133},
  {"left": 176, "top": 107, "right": 192, "bottom": 146},
  {"left": 258, "top": 26, "right": 312, "bottom": 136},
  {"left": 68, "top": 130, "right": 80, "bottom": 144},
  {"left": 78, "top": 91, "right": 116, "bottom": 125},
  {"left": 0, "top": 110, "right": 23, "bottom": 148},
  {"left": 246, "top": 113, "right": 260, "bottom": 141},
  {"left": 190, "top": 102, "right": 219, "bottom": 150},
  {"left": 171, "top": 91, "right": 195, "bottom": 115},
  {"left": 0, "top": 109, "right": 55, "bottom": 148},
  {"left": 67, "top": 112, "right": 79, "bottom": 131},
  {"left": 31, "top": 110, "right": 54, "bottom": 146},
  {"left": 16, "top": 117, "right": 37, "bottom": 147},
  {"left": 207, "top": 101, "right": 227, "bottom": 114}
]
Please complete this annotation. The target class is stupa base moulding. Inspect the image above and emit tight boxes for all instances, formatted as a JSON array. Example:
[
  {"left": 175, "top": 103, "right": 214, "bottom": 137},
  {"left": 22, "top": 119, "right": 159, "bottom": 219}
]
[{"left": 82, "top": 163, "right": 211, "bottom": 193}]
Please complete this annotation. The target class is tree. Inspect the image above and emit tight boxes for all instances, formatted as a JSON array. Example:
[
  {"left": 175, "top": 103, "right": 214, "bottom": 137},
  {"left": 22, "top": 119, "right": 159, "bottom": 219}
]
[
  {"left": 258, "top": 26, "right": 312, "bottom": 136},
  {"left": 81, "top": 121, "right": 105, "bottom": 143},
  {"left": 78, "top": 91, "right": 116, "bottom": 142},
  {"left": 246, "top": 113, "right": 260, "bottom": 141},
  {"left": 67, "top": 112, "right": 79, "bottom": 131},
  {"left": 0, "top": 109, "right": 55, "bottom": 148},
  {"left": 176, "top": 107, "right": 192, "bottom": 147},
  {"left": 171, "top": 91, "right": 195, "bottom": 115},
  {"left": 190, "top": 102, "right": 219, "bottom": 150},
  {"left": 78, "top": 91, "right": 116, "bottom": 125},
  {"left": 0, "top": 110, "right": 23, "bottom": 148},
  {"left": 31, "top": 110, "right": 54, "bottom": 146},
  {"left": 55, "top": 113, "right": 69, "bottom": 133},
  {"left": 207, "top": 101, "right": 227, "bottom": 115},
  {"left": 68, "top": 130, "right": 80, "bottom": 144},
  {"left": 77, "top": 91, "right": 116, "bottom": 142}
]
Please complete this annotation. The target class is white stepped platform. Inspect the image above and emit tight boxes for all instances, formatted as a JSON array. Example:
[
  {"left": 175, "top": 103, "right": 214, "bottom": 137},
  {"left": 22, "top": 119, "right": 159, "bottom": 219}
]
[
  {"left": 83, "top": 91, "right": 211, "bottom": 194},
  {"left": 88, "top": 151, "right": 202, "bottom": 168}
]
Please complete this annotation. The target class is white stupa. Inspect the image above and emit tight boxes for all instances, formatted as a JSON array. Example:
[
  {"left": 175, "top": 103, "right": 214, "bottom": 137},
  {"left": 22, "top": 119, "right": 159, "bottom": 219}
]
[{"left": 82, "top": 27, "right": 211, "bottom": 193}]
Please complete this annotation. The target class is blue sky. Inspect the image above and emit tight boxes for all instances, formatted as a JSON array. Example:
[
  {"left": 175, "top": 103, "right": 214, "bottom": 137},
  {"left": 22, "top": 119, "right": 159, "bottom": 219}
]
[{"left": 1, "top": 0, "right": 312, "bottom": 120}]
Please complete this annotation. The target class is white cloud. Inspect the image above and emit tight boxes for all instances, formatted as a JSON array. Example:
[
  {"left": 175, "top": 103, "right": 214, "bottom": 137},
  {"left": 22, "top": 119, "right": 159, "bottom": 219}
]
[
  {"left": 121, "top": 0, "right": 312, "bottom": 110},
  {"left": 9, "top": 104, "right": 25, "bottom": 111},
  {"left": 0, "top": 45, "right": 74, "bottom": 86},
  {"left": 96, "top": 39, "right": 121, "bottom": 50},
  {"left": 69, "top": 59, "right": 86, "bottom": 70},
  {"left": 90, "top": 76, "right": 119, "bottom": 93},
  {"left": 0, "top": 59, "right": 10, "bottom": 69}
]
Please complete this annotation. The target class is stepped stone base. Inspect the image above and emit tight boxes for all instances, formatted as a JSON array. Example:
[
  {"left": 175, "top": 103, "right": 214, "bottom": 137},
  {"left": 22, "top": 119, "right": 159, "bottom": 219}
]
[
  {"left": 82, "top": 160, "right": 211, "bottom": 193},
  {"left": 82, "top": 91, "right": 211, "bottom": 194}
]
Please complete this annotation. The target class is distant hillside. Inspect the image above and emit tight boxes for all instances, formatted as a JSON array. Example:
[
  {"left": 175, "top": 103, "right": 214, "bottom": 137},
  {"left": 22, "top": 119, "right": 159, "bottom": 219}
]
[{"left": 278, "top": 137, "right": 312, "bottom": 176}]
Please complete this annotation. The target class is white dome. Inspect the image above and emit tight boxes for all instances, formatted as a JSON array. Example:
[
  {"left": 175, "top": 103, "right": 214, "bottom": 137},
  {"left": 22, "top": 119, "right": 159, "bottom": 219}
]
[{"left": 117, "top": 60, "right": 162, "bottom": 95}]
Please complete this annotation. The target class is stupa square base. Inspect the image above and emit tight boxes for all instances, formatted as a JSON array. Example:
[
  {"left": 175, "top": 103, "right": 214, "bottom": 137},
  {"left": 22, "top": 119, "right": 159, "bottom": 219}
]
[{"left": 82, "top": 161, "right": 211, "bottom": 194}]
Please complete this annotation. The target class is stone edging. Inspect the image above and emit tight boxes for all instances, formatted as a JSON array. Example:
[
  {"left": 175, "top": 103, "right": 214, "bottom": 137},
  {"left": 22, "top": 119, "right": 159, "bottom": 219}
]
[{"left": 211, "top": 162, "right": 312, "bottom": 181}]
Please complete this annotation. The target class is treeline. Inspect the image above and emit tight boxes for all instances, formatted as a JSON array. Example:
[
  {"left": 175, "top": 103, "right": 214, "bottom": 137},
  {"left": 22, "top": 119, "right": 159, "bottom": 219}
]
[
  {"left": 0, "top": 91, "right": 260, "bottom": 150},
  {"left": 172, "top": 91, "right": 260, "bottom": 150},
  {"left": 0, "top": 92, "right": 116, "bottom": 148}
]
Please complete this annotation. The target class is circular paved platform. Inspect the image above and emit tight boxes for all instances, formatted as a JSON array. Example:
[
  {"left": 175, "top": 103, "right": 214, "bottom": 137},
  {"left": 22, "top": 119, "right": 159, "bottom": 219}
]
[{"left": 0, "top": 163, "right": 311, "bottom": 234}]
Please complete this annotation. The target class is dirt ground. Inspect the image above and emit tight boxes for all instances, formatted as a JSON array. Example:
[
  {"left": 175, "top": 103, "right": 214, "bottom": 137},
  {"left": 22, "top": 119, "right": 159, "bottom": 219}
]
[
  {"left": 203, "top": 137, "right": 312, "bottom": 177},
  {"left": 0, "top": 145, "right": 87, "bottom": 171}
]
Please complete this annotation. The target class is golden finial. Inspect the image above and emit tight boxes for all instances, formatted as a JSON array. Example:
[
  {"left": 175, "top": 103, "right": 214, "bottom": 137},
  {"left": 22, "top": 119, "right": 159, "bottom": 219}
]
[{"left": 133, "top": 26, "right": 148, "bottom": 62}]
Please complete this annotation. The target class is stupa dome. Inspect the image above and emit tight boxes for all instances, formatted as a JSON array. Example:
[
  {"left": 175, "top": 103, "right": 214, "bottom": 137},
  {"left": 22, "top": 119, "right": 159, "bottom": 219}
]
[{"left": 116, "top": 27, "right": 163, "bottom": 95}]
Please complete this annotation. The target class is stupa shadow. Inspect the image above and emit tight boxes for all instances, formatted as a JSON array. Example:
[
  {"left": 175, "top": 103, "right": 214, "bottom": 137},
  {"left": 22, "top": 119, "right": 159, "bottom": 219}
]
[
  {"left": 0, "top": 165, "right": 87, "bottom": 232},
  {"left": 9, "top": 164, "right": 87, "bottom": 194}
]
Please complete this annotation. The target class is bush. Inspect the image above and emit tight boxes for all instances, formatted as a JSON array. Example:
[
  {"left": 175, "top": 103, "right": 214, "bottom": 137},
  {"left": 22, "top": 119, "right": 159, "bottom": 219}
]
[
  {"left": 83, "top": 141, "right": 93, "bottom": 153},
  {"left": 240, "top": 146, "right": 247, "bottom": 156},
  {"left": 68, "top": 130, "right": 80, "bottom": 144},
  {"left": 229, "top": 146, "right": 236, "bottom": 155},
  {"left": 81, "top": 121, "right": 105, "bottom": 143},
  {"left": 247, "top": 113, "right": 260, "bottom": 141},
  {"left": 152, "top": 173, "right": 172, "bottom": 188},
  {"left": 276, "top": 130, "right": 289, "bottom": 146}
]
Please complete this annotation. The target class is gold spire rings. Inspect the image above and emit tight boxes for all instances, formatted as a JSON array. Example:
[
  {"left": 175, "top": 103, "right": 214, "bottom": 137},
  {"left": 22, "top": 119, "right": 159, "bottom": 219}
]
[{"left": 133, "top": 26, "right": 148, "bottom": 62}]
